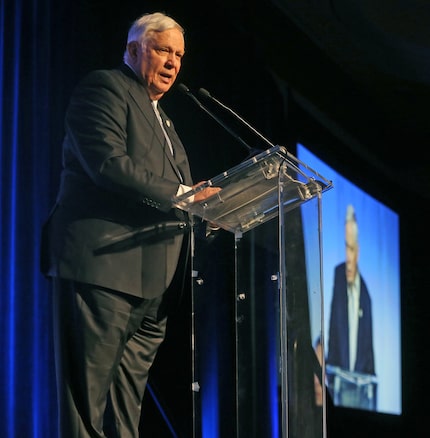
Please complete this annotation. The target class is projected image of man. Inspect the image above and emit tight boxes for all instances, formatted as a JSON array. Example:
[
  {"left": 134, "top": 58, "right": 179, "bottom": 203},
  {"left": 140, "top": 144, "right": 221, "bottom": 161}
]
[{"left": 327, "top": 204, "right": 375, "bottom": 375}]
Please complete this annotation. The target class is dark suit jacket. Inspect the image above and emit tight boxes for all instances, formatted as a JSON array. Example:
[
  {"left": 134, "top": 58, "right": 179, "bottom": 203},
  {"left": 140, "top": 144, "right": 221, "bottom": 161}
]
[
  {"left": 327, "top": 262, "right": 375, "bottom": 375},
  {"left": 41, "top": 64, "right": 193, "bottom": 300}
]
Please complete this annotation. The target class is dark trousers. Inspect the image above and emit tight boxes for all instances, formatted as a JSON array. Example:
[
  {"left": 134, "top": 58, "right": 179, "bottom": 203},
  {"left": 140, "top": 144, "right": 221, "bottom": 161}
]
[{"left": 52, "top": 278, "right": 167, "bottom": 438}]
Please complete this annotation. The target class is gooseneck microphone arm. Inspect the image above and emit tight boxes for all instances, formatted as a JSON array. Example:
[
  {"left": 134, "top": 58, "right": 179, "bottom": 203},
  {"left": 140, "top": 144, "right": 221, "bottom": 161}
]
[
  {"left": 198, "top": 88, "right": 276, "bottom": 150},
  {"left": 177, "top": 83, "right": 253, "bottom": 153}
]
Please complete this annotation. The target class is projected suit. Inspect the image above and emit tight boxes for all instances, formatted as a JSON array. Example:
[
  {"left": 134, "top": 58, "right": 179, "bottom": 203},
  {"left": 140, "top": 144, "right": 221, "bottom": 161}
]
[{"left": 326, "top": 262, "right": 375, "bottom": 375}]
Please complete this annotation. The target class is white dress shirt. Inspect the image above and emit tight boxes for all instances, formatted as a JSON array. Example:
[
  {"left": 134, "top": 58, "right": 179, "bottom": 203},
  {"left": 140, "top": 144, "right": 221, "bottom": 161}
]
[{"left": 348, "top": 274, "right": 360, "bottom": 371}]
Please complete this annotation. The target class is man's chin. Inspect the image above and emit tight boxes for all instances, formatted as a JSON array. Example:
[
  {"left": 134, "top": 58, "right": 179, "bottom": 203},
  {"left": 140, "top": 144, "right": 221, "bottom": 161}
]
[{"left": 157, "top": 80, "right": 173, "bottom": 92}]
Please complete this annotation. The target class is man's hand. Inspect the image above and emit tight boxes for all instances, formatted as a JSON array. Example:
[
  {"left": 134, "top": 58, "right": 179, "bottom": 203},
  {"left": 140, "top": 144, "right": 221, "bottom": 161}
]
[{"left": 192, "top": 182, "right": 221, "bottom": 203}]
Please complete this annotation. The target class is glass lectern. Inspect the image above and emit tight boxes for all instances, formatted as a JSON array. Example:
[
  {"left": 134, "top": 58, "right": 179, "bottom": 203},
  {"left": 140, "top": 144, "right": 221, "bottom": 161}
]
[
  {"left": 173, "top": 146, "right": 332, "bottom": 438},
  {"left": 326, "top": 365, "right": 378, "bottom": 411}
]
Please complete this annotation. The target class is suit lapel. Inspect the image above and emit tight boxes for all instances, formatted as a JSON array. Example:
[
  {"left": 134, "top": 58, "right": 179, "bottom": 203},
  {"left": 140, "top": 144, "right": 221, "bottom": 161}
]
[{"left": 126, "top": 76, "right": 189, "bottom": 184}]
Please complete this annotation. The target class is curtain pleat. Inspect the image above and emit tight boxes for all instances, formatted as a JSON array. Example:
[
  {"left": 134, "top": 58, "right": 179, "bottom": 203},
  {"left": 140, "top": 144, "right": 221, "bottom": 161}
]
[{"left": 1, "top": 1, "right": 58, "bottom": 437}]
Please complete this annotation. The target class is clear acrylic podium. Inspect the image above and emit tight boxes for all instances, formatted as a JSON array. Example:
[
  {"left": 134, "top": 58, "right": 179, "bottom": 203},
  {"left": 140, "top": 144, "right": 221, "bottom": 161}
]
[
  {"left": 326, "top": 365, "right": 378, "bottom": 411},
  {"left": 173, "top": 146, "right": 332, "bottom": 438}
]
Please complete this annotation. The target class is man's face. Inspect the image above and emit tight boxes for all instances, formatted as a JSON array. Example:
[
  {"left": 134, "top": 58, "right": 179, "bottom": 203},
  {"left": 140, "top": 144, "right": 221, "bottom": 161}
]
[
  {"left": 345, "top": 221, "right": 358, "bottom": 284},
  {"left": 136, "top": 28, "right": 185, "bottom": 100}
]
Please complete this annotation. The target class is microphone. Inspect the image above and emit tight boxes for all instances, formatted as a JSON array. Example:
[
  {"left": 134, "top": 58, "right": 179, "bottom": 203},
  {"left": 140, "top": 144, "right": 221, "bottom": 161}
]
[
  {"left": 177, "top": 83, "right": 253, "bottom": 153},
  {"left": 198, "top": 88, "right": 276, "bottom": 150}
]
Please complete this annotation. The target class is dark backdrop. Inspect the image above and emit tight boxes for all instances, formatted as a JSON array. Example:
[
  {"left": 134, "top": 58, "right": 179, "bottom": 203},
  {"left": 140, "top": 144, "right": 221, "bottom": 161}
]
[{"left": 1, "top": 0, "right": 428, "bottom": 437}]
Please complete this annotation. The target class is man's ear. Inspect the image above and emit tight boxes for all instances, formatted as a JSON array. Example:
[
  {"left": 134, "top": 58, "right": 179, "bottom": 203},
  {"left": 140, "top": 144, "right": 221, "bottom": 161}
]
[{"left": 127, "top": 41, "right": 140, "bottom": 60}]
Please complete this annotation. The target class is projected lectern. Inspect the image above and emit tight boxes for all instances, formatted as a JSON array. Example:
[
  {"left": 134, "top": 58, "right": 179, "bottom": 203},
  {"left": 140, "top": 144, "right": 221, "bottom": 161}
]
[{"left": 173, "top": 146, "right": 332, "bottom": 438}]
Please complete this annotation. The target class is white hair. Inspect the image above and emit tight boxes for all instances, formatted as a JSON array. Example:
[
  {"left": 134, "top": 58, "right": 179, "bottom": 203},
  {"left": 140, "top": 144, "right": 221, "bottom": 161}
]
[
  {"left": 345, "top": 204, "right": 358, "bottom": 242},
  {"left": 123, "top": 12, "right": 185, "bottom": 63}
]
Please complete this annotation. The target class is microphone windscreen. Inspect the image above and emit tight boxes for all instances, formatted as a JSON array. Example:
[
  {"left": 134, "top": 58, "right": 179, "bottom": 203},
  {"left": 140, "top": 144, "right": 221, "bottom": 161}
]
[
  {"left": 198, "top": 88, "right": 211, "bottom": 98},
  {"left": 177, "top": 83, "right": 190, "bottom": 94}
]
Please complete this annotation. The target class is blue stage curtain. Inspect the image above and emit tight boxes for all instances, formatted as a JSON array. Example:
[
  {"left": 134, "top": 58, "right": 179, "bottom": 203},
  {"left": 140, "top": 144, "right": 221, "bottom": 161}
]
[
  {"left": 0, "top": 2, "right": 190, "bottom": 436},
  {"left": 0, "top": 1, "right": 62, "bottom": 436},
  {"left": 0, "top": 2, "right": 287, "bottom": 437}
]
